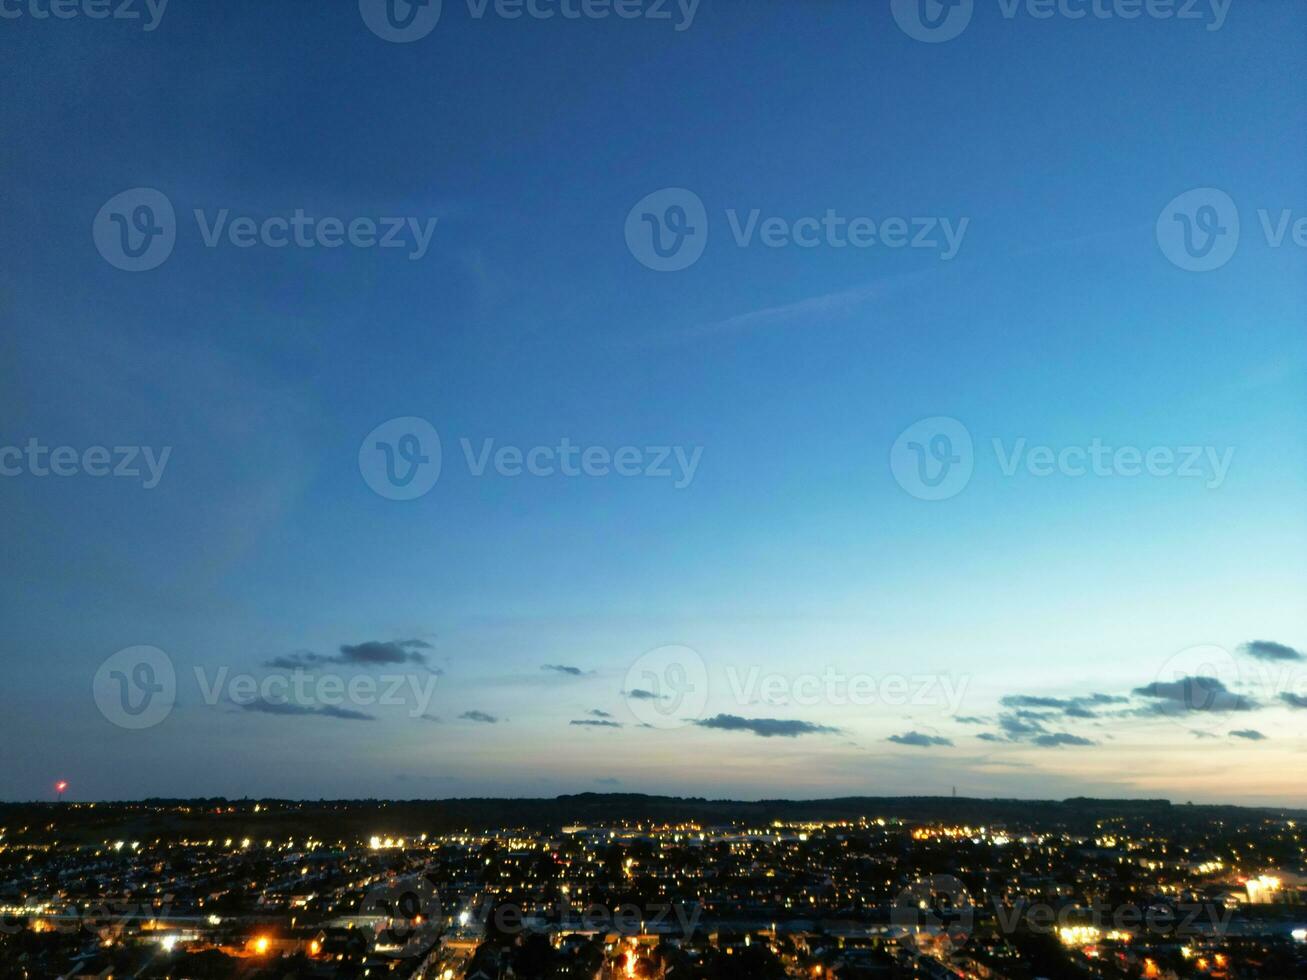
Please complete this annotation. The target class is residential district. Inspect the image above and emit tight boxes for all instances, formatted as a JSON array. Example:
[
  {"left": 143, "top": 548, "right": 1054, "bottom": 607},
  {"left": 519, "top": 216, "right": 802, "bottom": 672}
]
[{"left": 1, "top": 797, "right": 1304, "bottom": 979}]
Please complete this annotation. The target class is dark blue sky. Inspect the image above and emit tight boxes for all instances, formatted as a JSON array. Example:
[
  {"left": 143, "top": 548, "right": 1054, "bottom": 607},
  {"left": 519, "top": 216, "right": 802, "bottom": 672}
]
[{"left": 2, "top": 0, "right": 1305, "bottom": 803}]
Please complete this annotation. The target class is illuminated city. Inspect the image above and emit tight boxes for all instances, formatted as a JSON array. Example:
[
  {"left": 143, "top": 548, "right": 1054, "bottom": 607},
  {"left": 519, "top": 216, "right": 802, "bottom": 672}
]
[{"left": 2, "top": 797, "right": 1305, "bottom": 978}]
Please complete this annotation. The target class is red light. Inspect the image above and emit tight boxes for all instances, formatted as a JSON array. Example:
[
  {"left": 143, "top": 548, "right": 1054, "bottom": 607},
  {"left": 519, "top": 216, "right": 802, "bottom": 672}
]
[{"left": 55, "top": 781, "right": 68, "bottom": 792}]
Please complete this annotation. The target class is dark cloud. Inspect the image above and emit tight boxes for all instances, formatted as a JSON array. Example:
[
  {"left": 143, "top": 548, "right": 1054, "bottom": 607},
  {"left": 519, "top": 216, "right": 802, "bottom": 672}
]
[
  {"left": 1280, "top": 692, "right": 1307, "bottom": 709},
  {"left": 595, "top": 777, "right": 621, "bottom": 786},
  {"left": 623, "top": 688, "right": 666, "bottom": 701},
  {"left": 998, "top": 712, "right": 1046, "bottom": 737},
  {"left": 955, "top": 716, "right": 986, "bottom": 724},
  {"left": 459, "top": 710, "right": 499, "bottom": 724},
  {"left": 570, "top": 719, "right": 623, "bottom": 728},
  {"left": 266, "top": 638, "right": 435, "bottom": 670},
  {"left": 420, "top": 714, "right": 441, "bottom": 723},
  {"left": 1240, "top": 640, "right": 1303, "bottom": 662},
  {"left": 1000, "top": 692, "right": 1128, "bottom": 719},
  {"left": 1132, "top": 676, "right": 1257, "bottom": 713},
  {"left": 982, "top": 711, "right": 1093, "bottom": 747},
  {"left": 887, "top": 731, "right": 953, "bottom": 748},
  {"left": 588, "top": 709, "right": 613, "bottom": 718},
  {"left": 235, "top": 699, "right": 374, "bottom": 721},
  {"left": 542, "top": 664, "right": 586, "bottom": 676},
  {"left": 693, "top": 714, "right": 842, "bottom": 738},
  {"left": 1230, "top": 729, "right": 1267, "bottom": 741},
  {"left": 338, "top": 639, "right": 432, "bottom": 666},
  {"left": 265, "top": 650, "right": 330, "bottom": 669},
  {"left": 1031, "top": 733, "right": 1094, "bottom": 747}
]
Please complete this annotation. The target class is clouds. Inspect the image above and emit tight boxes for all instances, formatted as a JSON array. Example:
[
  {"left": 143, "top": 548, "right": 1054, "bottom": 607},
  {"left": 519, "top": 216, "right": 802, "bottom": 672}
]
[
  {"left": 999, "top": 692, "right": 1126, "bottom": 719},
  {"left": 693, "top": 714, "right": 842, "bottom": 738},
  {"left": 1132, "top": 676, "right": 1257, "bottom": 714},
  {"left": 1240, "top": 640, "right": 1303, "bottom": 662},
  {"left": 236, "top": 699, "right": 374, "bottom": 721},
  {"left": 972, "top": 709, "right": 1094, "bottom": 748},
  {"left": 971, "top": 640, "right": 1307, "bottom": 753},
  {"left": 570, "top": 719, "right": 623, "bottom": 729},
  {"left": 888, "top": 731, "right": 952, "bottom": 748},
  {"left": 1031, "top": 733, "right": 1094, "bottom": 747},
  {"left": 624, "top": 688, "right": 665, "bottom": 701},
  {"left": 542, "top": 664, "right": 588, "bottom": 676},
  {"left": 267, "top": 638, "right": 434, "bottom": 670},
  {"left": 459, "top": 710, "right": 500, "bottom": 724}
]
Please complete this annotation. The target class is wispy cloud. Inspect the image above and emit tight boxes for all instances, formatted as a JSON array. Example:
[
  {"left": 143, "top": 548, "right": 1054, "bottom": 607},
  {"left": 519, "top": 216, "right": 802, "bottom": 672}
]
[
  {"left": 1230, "top": 729, "right": 1267, "bottom": 741},
  {"left": 542, "top": 663, "right": 588, "bottom": 676},
  {"left": 1031, "top": 733, "right": 1095, "bottom": 747},
  {"left": 888, "top": 731, "right": 952, "bottom": 748},
  {"left": 693, "top": 714, "right": 842, "bottom": 738},
  {"left": 266, "top": 638, "right": 435, "bottom": 670},
  {"left": 459, "top": 710, "right": 500, "bottom": 724},
  {"left": 570, "top": 719, "right": 623, "bottom": 729},
  {"left": 235, "top": 699, "right": 374, "bottom": 721}
]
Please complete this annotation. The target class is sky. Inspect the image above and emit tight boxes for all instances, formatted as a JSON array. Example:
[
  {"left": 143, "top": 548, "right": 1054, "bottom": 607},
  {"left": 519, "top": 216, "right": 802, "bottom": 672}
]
[{"left": 1, "top": 0, "right": 1305, "bottom": 805}]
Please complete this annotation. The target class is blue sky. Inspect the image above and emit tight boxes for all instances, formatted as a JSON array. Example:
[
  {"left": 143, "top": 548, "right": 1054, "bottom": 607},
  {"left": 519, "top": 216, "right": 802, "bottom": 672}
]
[{"left": 2, "top": 0, "right": 1305, "bottom": 803}]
